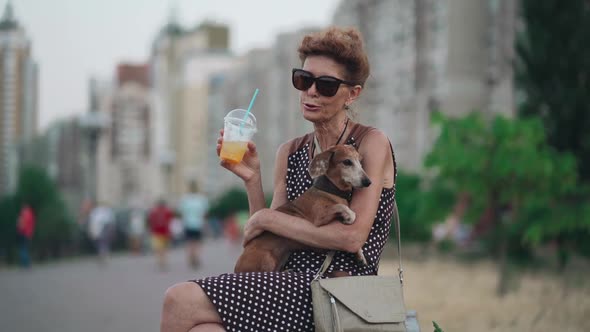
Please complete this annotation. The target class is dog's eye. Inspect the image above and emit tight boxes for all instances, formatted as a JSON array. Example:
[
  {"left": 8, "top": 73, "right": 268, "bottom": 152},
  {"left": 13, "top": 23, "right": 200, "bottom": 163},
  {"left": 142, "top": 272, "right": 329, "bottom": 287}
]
[{"left": 342, "top": 159, "right": 353, "bottom": 166}]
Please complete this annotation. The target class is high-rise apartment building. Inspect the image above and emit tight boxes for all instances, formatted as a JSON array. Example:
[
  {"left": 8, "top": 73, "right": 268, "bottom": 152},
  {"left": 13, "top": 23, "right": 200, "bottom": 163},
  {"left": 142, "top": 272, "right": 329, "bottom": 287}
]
[
  {"left": 93, "top": 64, "right": 158, "bottom": 208},
  {"left": 151, "top": 17, "right": 234, "bottom": 200},
  {"left": 333, "top": 0, "right": 516, "bottom": 170},
  {"left": 0, "top": 2, "right": 38, "bottom": 195}
]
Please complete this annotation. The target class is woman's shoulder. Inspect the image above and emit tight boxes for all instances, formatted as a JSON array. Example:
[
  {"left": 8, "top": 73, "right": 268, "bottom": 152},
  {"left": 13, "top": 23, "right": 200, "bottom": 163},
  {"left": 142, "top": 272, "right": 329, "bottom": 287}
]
[
  {"left": 279, "top": 132, "right": 314, "bottom": 157},
  {"left": 349, "top": 122, "right": 390, "bottom": 149}
]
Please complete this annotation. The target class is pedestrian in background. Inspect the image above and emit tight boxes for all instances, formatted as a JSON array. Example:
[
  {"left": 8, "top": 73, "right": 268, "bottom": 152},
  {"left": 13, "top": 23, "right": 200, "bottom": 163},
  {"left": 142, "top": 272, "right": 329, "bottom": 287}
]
[
  {"left": 178, "top": 181, "right": 209, "bottom": 269},
  {"left": 128, "top": 208, "right": 146, "bottom": 254},
  {"left": 88, "top": 202, "right": 115, "bottom": 265},
  {"left": 148, "top": 199, "right": 174, "bottom": 271},
  {"left": 16, "top": 203, "right": 35, "bottom": 268}
]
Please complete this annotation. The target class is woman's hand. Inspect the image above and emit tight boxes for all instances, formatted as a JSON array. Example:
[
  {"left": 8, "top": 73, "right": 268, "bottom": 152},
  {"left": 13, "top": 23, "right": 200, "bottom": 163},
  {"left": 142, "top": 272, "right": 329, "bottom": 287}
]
[
  {"left": 242, "top": 209, "right": 270, "bottom": 247},
  {"left": 217, "top": 129, "right": 261, "bottom": 183}
]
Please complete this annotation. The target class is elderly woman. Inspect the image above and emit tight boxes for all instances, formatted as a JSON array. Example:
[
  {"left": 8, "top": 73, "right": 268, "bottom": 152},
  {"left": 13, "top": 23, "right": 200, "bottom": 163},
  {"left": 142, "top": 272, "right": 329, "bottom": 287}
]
[{"left": 160, "top": 26, "right": 397, "bottom": 332}]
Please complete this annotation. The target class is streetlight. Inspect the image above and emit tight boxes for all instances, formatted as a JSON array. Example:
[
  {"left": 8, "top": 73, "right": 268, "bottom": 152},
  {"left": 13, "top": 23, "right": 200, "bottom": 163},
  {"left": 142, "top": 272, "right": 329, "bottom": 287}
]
[
  {"left": 158, "top": 150, "right": 175, "bottom": 198},
  {"left": 79, "top": 111, "right": 110, "bottom": 202}
]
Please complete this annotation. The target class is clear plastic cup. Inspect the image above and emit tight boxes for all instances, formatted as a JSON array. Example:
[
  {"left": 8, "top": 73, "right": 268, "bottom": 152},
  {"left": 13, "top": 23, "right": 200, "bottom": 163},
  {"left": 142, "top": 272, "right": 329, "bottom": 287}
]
[{"left": 220, "top": 109, "right": 257, "bottom": 163}]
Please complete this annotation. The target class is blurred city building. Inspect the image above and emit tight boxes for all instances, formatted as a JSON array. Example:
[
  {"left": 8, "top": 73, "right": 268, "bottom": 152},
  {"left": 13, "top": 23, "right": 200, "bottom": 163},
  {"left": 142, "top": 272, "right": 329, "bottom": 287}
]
[
  {"left": 205, "top": 28, "right": 320, "bottom": 196},
  {"left": 150, "top": 12, "right": 234, "bottom": 200},
  {"left": 91, "top": 64, "right": 158, "bottom": 210},
  {"left": 201, "top": 0, "right": 516, "bottom": 196},
  {"left": 76, "top": 0, "right": 517, "bottom": 202},
  {"left": 0, "top": 2, "right": 38, "bottom": 196},
  {"left": 16, "top": 115, "right": 88, "bottom": 216},
  {"left": 333, "top": 0, "right": 516, "bottom": 170}
]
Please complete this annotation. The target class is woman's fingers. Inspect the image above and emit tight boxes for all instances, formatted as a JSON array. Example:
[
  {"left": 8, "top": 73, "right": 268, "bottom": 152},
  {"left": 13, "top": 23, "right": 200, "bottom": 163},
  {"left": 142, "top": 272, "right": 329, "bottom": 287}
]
[
  {"left": 242, "top": 228, "right": 263, "bottom": 247},
  {"left": 217, "top": 129, "right": 224, "bottom": 156},
  {"left": 247, "top": 141, "right": 257, "bottom": 154}
]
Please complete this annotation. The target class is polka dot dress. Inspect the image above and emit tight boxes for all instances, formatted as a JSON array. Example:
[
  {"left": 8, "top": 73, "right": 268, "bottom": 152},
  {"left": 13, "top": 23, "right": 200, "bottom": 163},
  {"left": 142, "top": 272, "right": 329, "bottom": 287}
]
[{"left": 193, "top": 122, "right": 396, "bottom": 332}]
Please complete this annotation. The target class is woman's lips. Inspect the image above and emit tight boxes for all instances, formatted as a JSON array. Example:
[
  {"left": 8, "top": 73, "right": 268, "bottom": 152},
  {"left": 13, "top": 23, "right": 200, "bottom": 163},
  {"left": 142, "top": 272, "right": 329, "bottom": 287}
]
[{"left": 303, "top": 103, "right": 321, "bottom": 111}]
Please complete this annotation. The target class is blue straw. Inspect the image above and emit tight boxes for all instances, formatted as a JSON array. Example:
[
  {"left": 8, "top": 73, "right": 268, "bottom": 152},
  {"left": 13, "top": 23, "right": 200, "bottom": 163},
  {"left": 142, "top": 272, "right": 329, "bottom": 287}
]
[
  {"left": 240, "top": 88, "right": 259, "bottom": 133},
  {"left": 245, "top": 88, "right": 259, "bottom": 118}
]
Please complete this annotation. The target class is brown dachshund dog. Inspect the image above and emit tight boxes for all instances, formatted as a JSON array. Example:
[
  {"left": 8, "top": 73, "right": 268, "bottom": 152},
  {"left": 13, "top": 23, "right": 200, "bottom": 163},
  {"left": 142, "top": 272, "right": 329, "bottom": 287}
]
[{"left": 234, "top": 144, "right": 372, "bottom": 273}]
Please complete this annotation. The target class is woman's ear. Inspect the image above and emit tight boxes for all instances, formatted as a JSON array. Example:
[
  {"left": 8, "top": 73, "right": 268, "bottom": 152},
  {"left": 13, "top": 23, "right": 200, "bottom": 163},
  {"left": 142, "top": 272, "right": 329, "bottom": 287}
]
[
  {"left": 308, "top": 150, "right": 334, "bottom": 178},
  {"left": 346, "top": 85, "right": 362, "bottom": 105}
]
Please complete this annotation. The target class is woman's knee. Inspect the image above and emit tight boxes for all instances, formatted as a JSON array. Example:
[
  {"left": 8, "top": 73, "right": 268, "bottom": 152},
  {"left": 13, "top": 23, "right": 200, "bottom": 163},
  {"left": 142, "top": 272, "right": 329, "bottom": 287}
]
[{"left": 162, "top": 282, "right": 219, "bottom": 324}]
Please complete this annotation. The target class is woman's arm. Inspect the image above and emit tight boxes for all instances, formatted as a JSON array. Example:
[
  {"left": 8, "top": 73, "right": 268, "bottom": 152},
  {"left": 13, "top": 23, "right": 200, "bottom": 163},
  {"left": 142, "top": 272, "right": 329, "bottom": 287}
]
[
  {"left": 217, "top": 131, "right": 266, "bottom": 216},
  {"left": 269, "top": 142, "right": 290, "bottom": 209},
  {"left": 244, "top": 130, "right": 392, "bottom": 253}
]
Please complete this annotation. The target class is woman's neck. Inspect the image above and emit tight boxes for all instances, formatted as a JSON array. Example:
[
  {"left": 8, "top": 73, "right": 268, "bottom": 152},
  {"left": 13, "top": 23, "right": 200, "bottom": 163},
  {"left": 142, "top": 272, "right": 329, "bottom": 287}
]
[{"left": 313, "top": 115, "right": 350, "bottom": 152}]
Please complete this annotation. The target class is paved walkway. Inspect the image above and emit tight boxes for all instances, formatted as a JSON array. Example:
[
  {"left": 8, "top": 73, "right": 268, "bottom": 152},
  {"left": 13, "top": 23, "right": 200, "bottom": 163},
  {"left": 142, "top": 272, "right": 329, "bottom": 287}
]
[{"left": 0, "top": 239, "right": 243, "bottom": 332}]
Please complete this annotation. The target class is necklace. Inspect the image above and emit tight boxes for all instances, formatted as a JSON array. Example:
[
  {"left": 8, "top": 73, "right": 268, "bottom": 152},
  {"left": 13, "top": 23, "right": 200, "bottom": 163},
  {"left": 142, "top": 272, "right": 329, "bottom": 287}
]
[{"left": 313, "top": 117, "right": 350, "bottom": 156}]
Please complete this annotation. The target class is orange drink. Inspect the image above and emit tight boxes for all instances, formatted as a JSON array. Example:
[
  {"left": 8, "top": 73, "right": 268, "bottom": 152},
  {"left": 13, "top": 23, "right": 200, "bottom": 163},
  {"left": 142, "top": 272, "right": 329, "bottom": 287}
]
[
  {"left": 220, "top": 140, "right": 249, "bottom": 163},
  {"left": 220, "top": 109, "right": 257, "bottom": 164}
]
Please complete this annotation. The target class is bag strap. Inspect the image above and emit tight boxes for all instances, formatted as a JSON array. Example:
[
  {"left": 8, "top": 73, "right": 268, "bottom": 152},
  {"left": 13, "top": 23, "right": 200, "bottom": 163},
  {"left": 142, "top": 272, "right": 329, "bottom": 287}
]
[{"left": 313, "top": 200, "right": 404, "bottom": 284}]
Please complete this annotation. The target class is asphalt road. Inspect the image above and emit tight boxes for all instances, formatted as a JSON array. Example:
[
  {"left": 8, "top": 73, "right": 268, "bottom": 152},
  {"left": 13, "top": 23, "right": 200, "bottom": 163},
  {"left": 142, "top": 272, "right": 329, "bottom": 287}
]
[{"left": 0, "top": 239, "right": 243, "bottom": 332}]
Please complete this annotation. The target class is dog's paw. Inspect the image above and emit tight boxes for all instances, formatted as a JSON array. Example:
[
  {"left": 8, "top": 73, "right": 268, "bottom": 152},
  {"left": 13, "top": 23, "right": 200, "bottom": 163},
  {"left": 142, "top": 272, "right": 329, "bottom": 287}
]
[
  {"left": 340, "top": 210, "right": 356, "bottom": 224},
  {"left": 356, "top": 249, "right": 368, "bottom": 266},
  {"left": 332, "top": 204, "right": 356, "bottom": 225}
]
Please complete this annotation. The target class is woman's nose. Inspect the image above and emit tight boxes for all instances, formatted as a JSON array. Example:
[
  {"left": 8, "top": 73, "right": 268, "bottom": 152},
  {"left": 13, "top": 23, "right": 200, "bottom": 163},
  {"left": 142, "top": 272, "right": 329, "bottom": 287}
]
[{"left": 306, "top": 81, "right": 319, "bottom": 96}]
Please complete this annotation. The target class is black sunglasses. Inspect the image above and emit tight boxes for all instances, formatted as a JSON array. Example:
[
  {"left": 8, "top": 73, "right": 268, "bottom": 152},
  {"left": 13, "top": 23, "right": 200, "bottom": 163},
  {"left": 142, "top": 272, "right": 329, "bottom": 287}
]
[{"left": 292, "top": 69, "right": 357, "bottom": 97}]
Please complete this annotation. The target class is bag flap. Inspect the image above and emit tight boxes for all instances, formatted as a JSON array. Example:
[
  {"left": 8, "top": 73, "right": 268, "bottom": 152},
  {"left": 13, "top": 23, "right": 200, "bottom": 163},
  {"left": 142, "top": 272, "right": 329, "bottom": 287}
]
[{"left": 318, "top": 276, "right": 406, "bottom": 323}]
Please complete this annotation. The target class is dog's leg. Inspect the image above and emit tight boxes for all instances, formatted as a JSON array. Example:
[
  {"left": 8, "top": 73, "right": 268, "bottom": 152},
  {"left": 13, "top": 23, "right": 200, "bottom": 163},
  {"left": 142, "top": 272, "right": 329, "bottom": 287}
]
[
  {"left": 332, "top": 204, "right": 356, "bottom": 225},
  {"left": 316, "top": 204, "right": 356, "bottom": 225}
]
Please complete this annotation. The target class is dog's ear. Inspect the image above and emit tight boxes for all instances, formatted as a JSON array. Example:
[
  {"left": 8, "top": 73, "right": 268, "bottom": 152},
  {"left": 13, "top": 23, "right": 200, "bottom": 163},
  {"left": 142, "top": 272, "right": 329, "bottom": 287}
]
[{"left": 309, "top": 150, "right": 334, "bottom": 178}]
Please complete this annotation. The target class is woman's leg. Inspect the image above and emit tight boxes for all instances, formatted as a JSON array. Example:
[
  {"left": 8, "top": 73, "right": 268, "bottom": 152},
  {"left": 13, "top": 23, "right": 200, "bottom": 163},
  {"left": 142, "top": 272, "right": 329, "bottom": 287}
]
[
  {"left": 160, "top": 282, "right": 224, "bottom": 332},
  {"left": 186, "top": 239, "right": 201, "bottom": 268},
  {"left": 188, "top": 324, "right": 225, "bottom": 332}
]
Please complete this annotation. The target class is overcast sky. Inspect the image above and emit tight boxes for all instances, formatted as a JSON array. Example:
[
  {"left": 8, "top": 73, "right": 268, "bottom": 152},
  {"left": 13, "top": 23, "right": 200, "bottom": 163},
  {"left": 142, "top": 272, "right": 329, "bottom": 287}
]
[{"left": 7, "top": 0, "right": 340, "bottom": 130}]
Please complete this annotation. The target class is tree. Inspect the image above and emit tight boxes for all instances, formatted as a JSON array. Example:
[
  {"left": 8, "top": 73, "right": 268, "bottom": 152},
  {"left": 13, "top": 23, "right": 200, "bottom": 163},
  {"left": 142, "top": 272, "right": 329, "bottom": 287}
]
[
  {"left": 207, "top": 188, "right": 250, "bottom": 220},
  {"left": 12, "top": 165, "right": 75, "bottom": 261},
  {"left": 0, "top": 195, "right": 20, "bottom": 263},
  {"left": 394, "top": 171, "right": 456, "bottom": 242},
  {"left": 424, "top": 112, "right": 589, "bottom": 294},
  {"left": 516, "top": 0, "right": 590, "bottom": 182}
]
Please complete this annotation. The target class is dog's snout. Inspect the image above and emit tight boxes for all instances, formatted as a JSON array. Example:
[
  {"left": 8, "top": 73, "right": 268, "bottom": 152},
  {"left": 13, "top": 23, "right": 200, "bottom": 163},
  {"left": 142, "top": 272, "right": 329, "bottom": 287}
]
[{"left": 362, "top": 177, "right": 372, "bottom": 187}]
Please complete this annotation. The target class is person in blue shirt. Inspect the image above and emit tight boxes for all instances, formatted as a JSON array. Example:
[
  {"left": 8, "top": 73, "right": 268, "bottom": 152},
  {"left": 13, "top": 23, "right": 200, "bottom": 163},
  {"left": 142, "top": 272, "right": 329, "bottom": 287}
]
[{"left": 178, "top": 181, "right": 209, "bottom": 269}]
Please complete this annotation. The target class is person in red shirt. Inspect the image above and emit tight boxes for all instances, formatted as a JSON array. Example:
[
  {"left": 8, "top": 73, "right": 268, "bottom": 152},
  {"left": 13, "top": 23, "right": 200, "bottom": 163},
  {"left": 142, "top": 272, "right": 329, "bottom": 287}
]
[
  {"left": 16, "top": 204, "right": 35, "bottom": 268},
  {"left": 148, "top": 199, "right": 174, "bottom": 270}
]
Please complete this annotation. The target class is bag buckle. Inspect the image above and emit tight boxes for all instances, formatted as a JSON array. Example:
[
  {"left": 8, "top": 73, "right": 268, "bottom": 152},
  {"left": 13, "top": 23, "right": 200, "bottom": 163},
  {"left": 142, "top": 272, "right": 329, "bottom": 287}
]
[{"left": 398, "top": 268, "right": 404, "bottom": 285}]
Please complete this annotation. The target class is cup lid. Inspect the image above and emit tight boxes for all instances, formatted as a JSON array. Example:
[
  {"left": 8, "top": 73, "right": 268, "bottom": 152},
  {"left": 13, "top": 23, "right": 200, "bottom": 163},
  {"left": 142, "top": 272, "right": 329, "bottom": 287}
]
[{"left": 225, "top": 109, "right": 256, "bottom": 127}]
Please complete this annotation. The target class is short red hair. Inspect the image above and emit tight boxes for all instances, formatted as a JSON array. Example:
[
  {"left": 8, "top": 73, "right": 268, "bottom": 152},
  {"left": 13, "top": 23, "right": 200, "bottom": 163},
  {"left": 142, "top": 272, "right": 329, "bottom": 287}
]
[{"left": 298, "top": 26, "right": 370, "bottom": 86}]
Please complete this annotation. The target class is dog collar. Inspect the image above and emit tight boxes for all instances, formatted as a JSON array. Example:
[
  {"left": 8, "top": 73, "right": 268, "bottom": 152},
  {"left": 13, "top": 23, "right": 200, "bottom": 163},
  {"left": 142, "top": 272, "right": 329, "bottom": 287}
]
[{"left": 312, "top": 175, "right": 353, "bottom": 202}]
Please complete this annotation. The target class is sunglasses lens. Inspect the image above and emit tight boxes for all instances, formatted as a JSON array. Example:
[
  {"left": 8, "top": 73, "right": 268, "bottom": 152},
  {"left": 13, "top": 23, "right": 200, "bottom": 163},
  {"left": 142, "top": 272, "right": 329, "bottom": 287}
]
[
  {"left": 315, "top": 78, "right": 340, "bottom": 97},
  {"left": 292, "top": 70, "right": 343, "bottom": 97},
  {"left": 292, "top": 70, "right": 314, "bottom": 91}
]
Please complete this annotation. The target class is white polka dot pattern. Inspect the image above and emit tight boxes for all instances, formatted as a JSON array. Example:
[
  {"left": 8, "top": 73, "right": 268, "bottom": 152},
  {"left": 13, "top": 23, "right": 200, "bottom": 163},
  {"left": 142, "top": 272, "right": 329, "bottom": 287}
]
[{"left": 193, "top": 129, "right": 396, "bottom": 332}]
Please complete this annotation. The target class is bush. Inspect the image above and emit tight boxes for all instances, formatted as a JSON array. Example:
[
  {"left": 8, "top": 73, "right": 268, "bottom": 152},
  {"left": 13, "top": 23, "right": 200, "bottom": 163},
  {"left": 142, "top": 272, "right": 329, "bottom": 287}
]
[
  {"left": 33, "top": 198, "right": 75, "bottom": 260},
  {"left": 0, "top": 195, "right": 20, "bottom": 263},
  {"left": 394, "top": 171, "right": 455, "bottom": 242},
  {"left": 208, "top": 188, "right": 250, "bottom": 219},
  {"left": 1, "top": 165, "right": 76, "bottom": 263}
]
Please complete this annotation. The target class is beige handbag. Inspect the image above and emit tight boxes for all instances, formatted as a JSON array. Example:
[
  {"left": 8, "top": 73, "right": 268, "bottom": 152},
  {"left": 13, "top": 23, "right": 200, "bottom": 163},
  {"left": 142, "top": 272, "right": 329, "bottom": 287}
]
[{"left": 311, "top": 201, "right": 411, "bottom": 332}]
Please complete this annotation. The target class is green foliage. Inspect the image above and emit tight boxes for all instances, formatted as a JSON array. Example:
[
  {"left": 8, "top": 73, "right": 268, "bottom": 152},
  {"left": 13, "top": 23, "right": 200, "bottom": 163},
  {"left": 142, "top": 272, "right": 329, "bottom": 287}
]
[
  {"left": 15, "top": 165, "right": 60, "bottom": 212},
  {"left": 395, "top": 172, "right": 428, "bottom": 241},
  {"left": 207, "top": 187, "right": 250, "bottom": 219},
  {"left": 433, "top": 321, "right": 444, "bottom": 332},
  {"left": 33, "top": 197, "right": 75, "bottom": 259},
  {"left": 1, "top": 165, "right": 76, "bottom": 262},
  {"left": 395, "top": 171, "right": 455, "bottom": 242},
  {"left": 0, "top": 195, "right": 20, "bottom": 263},
  {"left": 516, "top": 0, "right": 590, "bottom": 182},
  {"left": 424, "top": 112, "right": 590, "bottom": 259}
]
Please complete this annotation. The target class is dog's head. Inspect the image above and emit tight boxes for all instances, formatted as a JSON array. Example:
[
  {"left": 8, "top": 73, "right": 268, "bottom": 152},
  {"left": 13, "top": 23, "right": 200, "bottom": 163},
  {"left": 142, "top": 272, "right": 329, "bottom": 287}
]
[{"left": 309, "top": 145, "right": 372, "bottom": 191}]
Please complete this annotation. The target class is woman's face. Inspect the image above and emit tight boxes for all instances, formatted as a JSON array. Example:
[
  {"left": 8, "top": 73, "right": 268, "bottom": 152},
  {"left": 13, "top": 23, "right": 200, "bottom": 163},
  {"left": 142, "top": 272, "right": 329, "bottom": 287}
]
[{"left": 298, "top": 55, "right": 360, "bottom": 123}]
